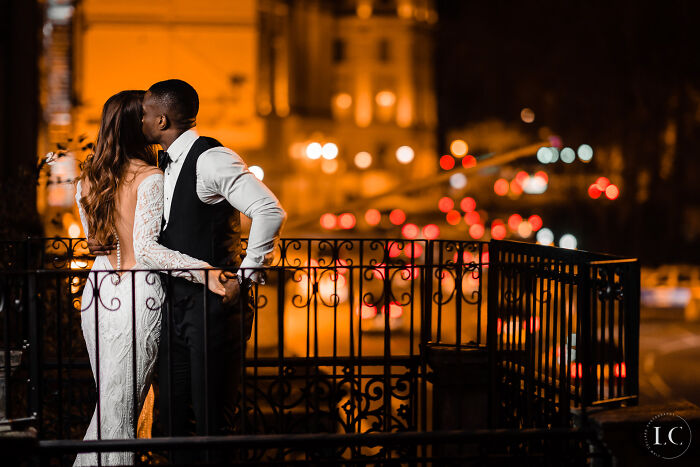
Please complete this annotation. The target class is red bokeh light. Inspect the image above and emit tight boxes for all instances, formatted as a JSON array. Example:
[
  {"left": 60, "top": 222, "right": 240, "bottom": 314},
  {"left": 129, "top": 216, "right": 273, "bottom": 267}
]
[
  {"left": 388, "top": 242, "right": 402, "bottom": 258},
  {"left": 372, "top": 263, "right": 387, "bottom": 280},
  {"left": 358, "top": 304, "right": 378, "bottom": 320},
  {"left": 460, "top": 196, "right": 476, "bottom": 212},
  {"left": 384, "top": 302, "right": 404, "bottom": 319},
  {"left": 491, "top": 223, "right": 507, "bottom": 240},
  {"left": 462, "top": 155, "right": 477, "bottom": 169},
  {"left": 515, "top": 171, "right": 529, "bottom": 185},
  {"left": 405, "top": 242, "right": 424, "bottom": 258},
  {"left": 494, "top": 178, "right": 509, "bottom": 196},
  {"left": 338, "top": 213, "right": 356, "bottom": 229},
  {"left": 508, "top": 214, "right": 523, "bottom": 231},
  {"left": 446, "top": 210, "right": 462, "bottom": 225},
  {"left": 605, "top": 184, "right": 619, "bottom": 200},
  {"left": 595, "top": 176, "right": 610, "bottom": 191},
  {"left": 528, "top": 215, "right": 543, "bottom": 231},
  {"left": 588, "top": 184, "right": 602, "bottom": 199},
  {"left": 481, "top": 251, "right": 489, "bottom": 266},
  {"left": 438, "top": 197, "right": 454, "bottom": 213},
  {"left": 402, "top": 223, "right": 419, "bottom": 239},
  {"left": 464, "top": 211, "right": 481, "bottom": 225},
  {"left": 469, "top": 223, "right": 485, "bottom": 239},
  {"left": 439, "top": 155, "right": 455, "bottom": 170},
  {"left": 320, "top": 213, "right": 337, "bottom": 229},
  {"left": 423, "top": 224, "right": 440, "bottom": 239},
  {"left": 365, "top": 208, "right": 381, "bottom": 226},
  {"left": 534, "top": 171, "right": 548, "bottom": 183},
  {"left": 389, "top": 209, "right": 406, "bottom": 225},
  {"left": 510, "top": 179, "right": 523, "bottom": 195}
]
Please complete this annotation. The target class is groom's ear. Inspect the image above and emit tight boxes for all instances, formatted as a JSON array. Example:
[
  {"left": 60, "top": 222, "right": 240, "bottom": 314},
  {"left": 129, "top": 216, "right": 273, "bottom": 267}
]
[{"left": 157, "top": 114, "right": 169, "bottom": 131}]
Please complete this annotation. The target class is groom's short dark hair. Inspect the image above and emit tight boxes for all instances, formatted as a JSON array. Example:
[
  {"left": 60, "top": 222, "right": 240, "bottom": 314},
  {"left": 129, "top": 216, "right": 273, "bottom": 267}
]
[{"left": 148, "top": 79, "right": 199, "bottom": 129}]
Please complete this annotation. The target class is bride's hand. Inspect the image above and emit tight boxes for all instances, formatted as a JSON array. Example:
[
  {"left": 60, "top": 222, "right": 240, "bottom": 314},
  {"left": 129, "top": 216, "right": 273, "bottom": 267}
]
[{"left": 206, "top": 269, "right": 226, "bottom": 296}]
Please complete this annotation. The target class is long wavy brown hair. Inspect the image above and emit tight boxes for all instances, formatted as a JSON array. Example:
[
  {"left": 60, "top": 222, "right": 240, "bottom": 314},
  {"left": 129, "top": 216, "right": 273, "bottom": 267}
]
[{"left": 77, "top": 90, "right": 156, "bottom": 244}]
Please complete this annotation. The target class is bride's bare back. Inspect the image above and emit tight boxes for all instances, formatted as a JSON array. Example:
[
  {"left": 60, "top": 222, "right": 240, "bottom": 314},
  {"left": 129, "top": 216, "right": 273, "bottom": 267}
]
[{"left": 81, "top": 160, "right": 161, "bottom": 272}]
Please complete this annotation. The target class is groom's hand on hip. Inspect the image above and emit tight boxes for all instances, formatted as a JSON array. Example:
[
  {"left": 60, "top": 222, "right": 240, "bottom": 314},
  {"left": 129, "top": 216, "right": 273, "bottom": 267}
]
[
  {"left": 219, "top": 271, "right": 241, "bottom": 305},
  {"left": 87, "top": 237, "right": 116, "bottom": 255}
]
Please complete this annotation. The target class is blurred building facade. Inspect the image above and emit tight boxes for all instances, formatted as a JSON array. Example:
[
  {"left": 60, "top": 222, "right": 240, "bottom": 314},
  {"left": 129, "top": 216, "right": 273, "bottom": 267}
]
[{"left": 39, "top": 0, "right": 439, "bottom": 235}]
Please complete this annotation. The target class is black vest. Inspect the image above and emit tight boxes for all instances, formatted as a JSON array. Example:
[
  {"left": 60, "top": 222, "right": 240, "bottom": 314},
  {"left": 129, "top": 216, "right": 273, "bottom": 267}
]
[{"left": 160, "top": 136, "right": 242, "bottom": 268}]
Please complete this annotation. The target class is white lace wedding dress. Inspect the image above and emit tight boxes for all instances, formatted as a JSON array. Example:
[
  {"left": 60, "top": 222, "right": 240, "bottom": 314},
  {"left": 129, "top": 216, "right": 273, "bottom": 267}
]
[{"left": 74, "top": 173, "right": 209, "bottom": 466}]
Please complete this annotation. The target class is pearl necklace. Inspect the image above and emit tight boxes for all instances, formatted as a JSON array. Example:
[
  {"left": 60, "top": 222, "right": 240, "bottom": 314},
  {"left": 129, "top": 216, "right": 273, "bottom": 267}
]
[{"left": 113, "top": 229, "right": 121, "bottom": 271}]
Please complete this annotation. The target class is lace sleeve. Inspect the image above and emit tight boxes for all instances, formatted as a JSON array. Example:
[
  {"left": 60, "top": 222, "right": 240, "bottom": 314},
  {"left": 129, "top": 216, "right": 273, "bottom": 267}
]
[
  {"left": 75, "top": 180, "right": 90, "bottom": 237},
  {"left": 133, "top": 173, "right": 210, "bottom": 284}
]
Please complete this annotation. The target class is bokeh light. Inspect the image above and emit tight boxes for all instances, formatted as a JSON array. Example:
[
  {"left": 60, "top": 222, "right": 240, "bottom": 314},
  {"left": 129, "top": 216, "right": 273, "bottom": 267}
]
[
  {"left": 469, "top": 223, "right": 485, "bottom": 239},
  {"left": 548, "top": 147, "right": 560, "bottom": 163},
  {"left": 354, "top": 151, "right": 372, "bottom": 169},
  {"left": 559, "top": 234, "right": 578, "bottom": 250},
  {"left": 577, "top": 144, "right": 593, "bottom": 162},
  {"left": 306, "top": 142, "right": 322, "bottom": 159},
  {"left": 560, "top": 147, "right": 576, "bottom": 163},
  {"left": 494, "top": 178, "right": 509, "bottom": 196},
  {"left": 449, "top": 173, "right": 467, "bottom": 189},
  {"left": 423, "top": 224, "right": 440, "bottom": 239},
  {"left": 389, "top": 209, "right": 406, "bottom": 225},
  {"left": 588, "top": 184, "right": 602, "bottom": 199},
  {"left": 320, "top": 213, "right": 337, "bottom": 229},
  {"left": 595, "top": 177, "right": 610, "bottom": 190},
  {"left": 249, "top": 165, "right": 264, "bottom": 180},
  {"left": 402, "top": 223, "right": 419, "bottom": 239},
  {"left": 446, "top": 210, "right": 461, "bottom": 225},
  {"left": 68, "top": 222, "right": 81, "bottom": 238},
  {"left": 510, "top": 179, "right": 523, "bottom": 195},
  {"left": 528, "top": 214, "right": 543, "bottom": 231},
  {"left": 517, "top": 221, "right": 533, "bottom": 238},
  {"left": 460, "top": 196, "right": 476, "bottom": 212},
  {"left": 536, "top": 228, "right": 554, "bottom": 245},
  {"left": 438, "top": 197, "right": 454, "bottom": 212},
  {"left": 508, "top": 214, "right": 522, "bottom": 231},
  {"left": 440, "top": 154, "right": 455, "bottom": 170},
  {"left": 491, "top": 223, "right": 507, "bottom": 240},
  {"left": 515, "top": 171, "right": 529, "bottom": 185},
  {"left": 321, "top": 159, "right": 339, "bottom": 174},
  {"left": 520, "top": 108, "right": 535, "bottom": 123},
  {"left": 338, "top": 213, "right": 356, "bottom": 229},
  {"left": 322, "top": 142, "right": 339, "bottom": 159},
  {"left": 334, "top": 93, "right": 352, "bottom": 110},
  {"left": 365, "top": 208, "right": 381, "bottom": 225},
  {"left": 376, "top": 90, "right": 396, "bottom": 107},
  {"left": 396, "top": 145, "right": 415, "bottom": 164},
  {"left": 536, "top": 147, "right": 552, "bottom": 164},
  {"left": 534, "top": 170, "right": 548, "bottom": 183},
  {"left": 450, "top": 139, "right": 468, "bottom": 157},
  {"left": 605, "top": 184, "right": 619, "bottom": 200},
  {"left": 461, "top": 155, "right": 477, "bottom": 168},
  {"left": 464, "top": 211, "right": 481, "bottom": 225}
]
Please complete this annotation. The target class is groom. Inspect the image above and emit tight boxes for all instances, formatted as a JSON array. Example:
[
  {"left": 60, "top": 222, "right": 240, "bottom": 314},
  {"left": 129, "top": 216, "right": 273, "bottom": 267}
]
[{"left": 142, "top": 79, "right": 286, "bottom": 458}]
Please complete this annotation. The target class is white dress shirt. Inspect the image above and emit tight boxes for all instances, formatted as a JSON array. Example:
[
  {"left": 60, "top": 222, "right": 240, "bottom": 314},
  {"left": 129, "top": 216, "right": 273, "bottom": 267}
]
[{"left": 162, "top": 129, "right": 286, "bottom": 283}]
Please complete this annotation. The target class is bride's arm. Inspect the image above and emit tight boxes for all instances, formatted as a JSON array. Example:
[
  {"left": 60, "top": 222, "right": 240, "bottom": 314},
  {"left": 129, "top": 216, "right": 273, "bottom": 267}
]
[{"left": 133, "top": 173, "right": 220, "bottom": 289}]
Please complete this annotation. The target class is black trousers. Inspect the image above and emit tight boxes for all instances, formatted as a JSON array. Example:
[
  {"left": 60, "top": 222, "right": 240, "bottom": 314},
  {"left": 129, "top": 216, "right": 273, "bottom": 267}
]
[{"left": 158, "top": 280, "right": 254, "bottom": 462}]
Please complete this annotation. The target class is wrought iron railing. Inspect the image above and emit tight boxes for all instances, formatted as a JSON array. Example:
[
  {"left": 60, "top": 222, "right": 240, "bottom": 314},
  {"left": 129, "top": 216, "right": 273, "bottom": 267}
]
[{"left": 0, "top": 237, "right": 635, "bottom": 464}]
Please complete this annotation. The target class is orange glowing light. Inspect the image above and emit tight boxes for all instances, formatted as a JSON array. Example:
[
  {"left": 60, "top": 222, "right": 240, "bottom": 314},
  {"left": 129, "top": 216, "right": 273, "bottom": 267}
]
[
  {"left": 614, "top": 362, "right": 627, "bottom": 378},
  {"left": 320, "top": 213, "right": 337, "bottom": 229},
  {"left": 446, "top": 210, "right": 461, "bottom": 225},
  {"left": 460, "top": 197, "right": 476, "bottom": 212},
  {"left": 497, "top": 318, "right": 502, "bottom": 334},
  {"left": 469, "top": 223, "right": 485, "bottom": 239},
  {"left": 338, "top": 213, "right": 356, "bottom": 229},
  {"left": 389, "top": 209, "right": 406, "bottom": 225},
  {"left": 406, "top": 243, "right": 424, "bottom": 258},
  {"left": 515, "top": 171, "right": 529, "bottom": 185},
  {"left": 517, "top": 221, "right": 533, "bottom": 238},
  {"left": 450, "top": 139, "right": 468, "bottom": 157},
  {"left": 491, "top": 223, "right": 507, "bottom": 240},
  {"left": 588, "top": 184, "right": 602, "bottom": 199},
  {"left": 535, "top": 171, "right": 548, "bottom": 183},
  {"left": 605, "top": 184, "right": 619, "bottom": 200},
  {"left": 462, "top": 155, "right": 477, "bottom": 169},
  {"left": 372, "top": 263, "right": 387, "bottom": 280},
  {"left": 334, "top": 93, "right": 352, "bottom": 110},
  {"left": 528, "top": 215, "right": 543, "bottom": 231},
  {"left": 571, "top": 362, "right": 583, "bottom": 379},
  {"left": 402, "top": 223, "right": 419, "bottom": 239},
  {"left": 439, "top": 155, "right": 455, "bottom": 170},
  {"left": 464, "top": 211, "right": 481, "bottom": 225},
  {"left": 423, "top": 224, "right": 440, "bottom": 240},
  {"left": 358, "top": 304, "right": 378, "bottom": 320},
  {"left": 438, "top": 197, "right": 454, "bottom": 213},
  {"left": 595, "top": 177, "right": 610, "bottom": 191},
  {"left": 494, "top": 178, "right": 509, "bottom": 196},
  {"left": 384, "top": 302, "right": 404, "bottom": 319},
  {"left": 510, "top": 179, "right": 523, "bottom": 195},
  {"left": 375, "top": 90, "right": 396, "bottom": 107},
  {"left": 508, "top": 214, "right": 523, "bottom": 231},
  {"left": 481, "top": 251, "right": 489, "bottom": 266},
  {"left": 365, "top": 208, "right": 381, "bottom": 225}
]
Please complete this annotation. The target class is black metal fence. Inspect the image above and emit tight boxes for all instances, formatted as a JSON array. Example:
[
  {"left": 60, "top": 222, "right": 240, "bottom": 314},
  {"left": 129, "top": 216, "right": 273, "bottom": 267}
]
[
  {"left": 487, "top": 240, "right": 640, "bottom": 429},
  {"left": 0, "top": 237, "right": 635, "bottom": 464}
]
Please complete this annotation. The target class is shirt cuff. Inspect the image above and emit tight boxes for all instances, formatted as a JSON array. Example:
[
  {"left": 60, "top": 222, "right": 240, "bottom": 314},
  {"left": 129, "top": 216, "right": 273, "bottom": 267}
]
[{"left": 238, "top": 257, "right": 265, "bottom": 285}]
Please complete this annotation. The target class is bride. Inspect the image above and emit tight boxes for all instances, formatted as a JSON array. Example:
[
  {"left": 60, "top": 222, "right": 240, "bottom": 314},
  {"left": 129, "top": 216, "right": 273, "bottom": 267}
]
[{"left": 74, "top": 90, "right": 224, "bottom": 466}]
